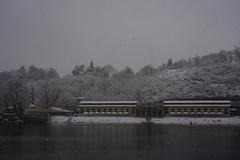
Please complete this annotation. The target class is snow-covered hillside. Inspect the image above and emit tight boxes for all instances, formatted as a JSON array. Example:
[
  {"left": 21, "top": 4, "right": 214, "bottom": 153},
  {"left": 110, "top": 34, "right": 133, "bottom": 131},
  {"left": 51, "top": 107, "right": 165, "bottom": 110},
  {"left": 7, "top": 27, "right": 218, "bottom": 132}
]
[{"left": 142, "top": 64, "right": 240, "bottom": 102}]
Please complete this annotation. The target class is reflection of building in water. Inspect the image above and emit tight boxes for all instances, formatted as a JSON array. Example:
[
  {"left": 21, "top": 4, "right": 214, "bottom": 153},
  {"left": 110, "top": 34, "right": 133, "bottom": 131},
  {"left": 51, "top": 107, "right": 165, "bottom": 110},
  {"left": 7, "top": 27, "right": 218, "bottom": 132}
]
[
  {"left": 77, "top": 101, "right": 138, "bottom": 116},
  {"left": 163, "top": 100, "right": 231, "bottom": 117},
  {"left": 76, "top": 99, "right": 232, "bottom": 117}
]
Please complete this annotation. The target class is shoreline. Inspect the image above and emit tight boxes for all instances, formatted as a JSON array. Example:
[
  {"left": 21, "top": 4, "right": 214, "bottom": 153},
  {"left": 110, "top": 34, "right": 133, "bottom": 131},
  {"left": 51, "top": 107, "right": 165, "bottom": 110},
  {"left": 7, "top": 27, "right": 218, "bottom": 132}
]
[{"left": 50, "top": 116, "right": 240, "bottom": 125}]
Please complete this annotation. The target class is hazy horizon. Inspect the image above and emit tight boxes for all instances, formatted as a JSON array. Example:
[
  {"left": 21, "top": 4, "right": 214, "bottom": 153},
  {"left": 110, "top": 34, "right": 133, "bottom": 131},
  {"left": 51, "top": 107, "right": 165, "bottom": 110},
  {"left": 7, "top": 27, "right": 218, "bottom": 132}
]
[{"left": 1, "top": 0, "right": 240, "bottom": 75}]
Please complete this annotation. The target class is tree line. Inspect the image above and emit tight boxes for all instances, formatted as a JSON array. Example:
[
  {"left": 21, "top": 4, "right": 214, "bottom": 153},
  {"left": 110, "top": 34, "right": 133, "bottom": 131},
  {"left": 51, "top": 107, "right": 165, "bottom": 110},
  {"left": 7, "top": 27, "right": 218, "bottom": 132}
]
[{"left": 0, "top": 46, "right": 239, "bottom": 115}]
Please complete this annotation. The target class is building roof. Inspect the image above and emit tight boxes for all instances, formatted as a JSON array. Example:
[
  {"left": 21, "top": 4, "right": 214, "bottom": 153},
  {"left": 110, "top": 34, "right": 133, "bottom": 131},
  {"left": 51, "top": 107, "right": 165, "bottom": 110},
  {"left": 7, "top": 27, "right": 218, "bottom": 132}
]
[
  {"left": 163, "top": 100, "right": 231, "bottom": 107},
  {"left": 78, "top": 105, "right": 137, "bottom": 108},
  {"left": 50, "top": 107, "right": 72, "bottom": 113},
  {"left": 78, "top": 101, "right": 138, "bottom": 108},
  {"left": 80, "top": 101, "right": 138, "bottom": 104},
  {"left": 164, "top": 104, "right": 231, "bottom": 107},
  {"left": 164, "top": 100, "right": 231, "bottom": 104}
]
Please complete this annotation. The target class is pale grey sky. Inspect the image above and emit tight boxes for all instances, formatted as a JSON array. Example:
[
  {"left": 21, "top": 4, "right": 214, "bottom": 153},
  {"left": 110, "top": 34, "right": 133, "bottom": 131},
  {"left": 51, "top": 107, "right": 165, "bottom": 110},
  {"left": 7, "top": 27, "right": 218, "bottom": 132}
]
[{"left": 0, "top": 0, "right": 240, "bottom": 75}]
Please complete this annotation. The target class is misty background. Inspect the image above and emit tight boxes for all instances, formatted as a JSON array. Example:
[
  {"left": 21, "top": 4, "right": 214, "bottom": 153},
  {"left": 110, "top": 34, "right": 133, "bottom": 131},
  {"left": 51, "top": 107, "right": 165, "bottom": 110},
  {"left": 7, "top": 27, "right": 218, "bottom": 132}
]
[{"left": 0, "top": 0, "right": 240, "bottom": 76}]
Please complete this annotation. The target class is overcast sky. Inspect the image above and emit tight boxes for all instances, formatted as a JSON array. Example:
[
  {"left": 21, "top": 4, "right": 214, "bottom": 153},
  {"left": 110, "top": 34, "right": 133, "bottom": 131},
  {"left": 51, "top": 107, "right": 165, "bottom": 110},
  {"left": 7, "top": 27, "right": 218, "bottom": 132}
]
[{"left": 0, "top": 0, "right": 240, "bottom": 75}]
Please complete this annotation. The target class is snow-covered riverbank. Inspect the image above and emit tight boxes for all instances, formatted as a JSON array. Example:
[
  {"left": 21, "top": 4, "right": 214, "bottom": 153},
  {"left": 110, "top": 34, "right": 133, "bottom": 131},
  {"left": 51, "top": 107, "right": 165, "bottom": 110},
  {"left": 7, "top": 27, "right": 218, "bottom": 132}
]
[{"left": 50, "top": 116, "right": 240, "bottom": 125}]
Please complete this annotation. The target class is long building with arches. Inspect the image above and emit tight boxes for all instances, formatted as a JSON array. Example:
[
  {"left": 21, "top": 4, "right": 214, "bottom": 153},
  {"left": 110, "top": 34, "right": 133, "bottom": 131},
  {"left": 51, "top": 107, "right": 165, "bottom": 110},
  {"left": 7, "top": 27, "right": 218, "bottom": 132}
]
[
  {"left": 163, "top": 100, "right": 231, "bottom": 117},
  {"left": 77, "top": 101, "right": 138, "bottom": 116},
  {"left": 76, "top": 100, "right": 231, "bottom": 117}
]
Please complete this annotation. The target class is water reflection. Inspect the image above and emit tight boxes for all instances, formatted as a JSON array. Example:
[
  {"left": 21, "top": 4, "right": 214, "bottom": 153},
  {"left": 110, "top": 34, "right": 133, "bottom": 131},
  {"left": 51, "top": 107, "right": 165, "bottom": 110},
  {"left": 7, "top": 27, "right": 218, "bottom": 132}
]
[{"left": 0, "top": 124, "right": 240, "bottom": 160}]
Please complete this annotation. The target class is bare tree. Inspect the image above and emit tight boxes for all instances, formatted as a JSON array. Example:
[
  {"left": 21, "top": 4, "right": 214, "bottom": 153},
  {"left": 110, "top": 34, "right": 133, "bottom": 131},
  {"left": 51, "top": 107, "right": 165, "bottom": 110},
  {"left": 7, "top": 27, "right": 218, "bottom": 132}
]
[
  {"left": 39, "top": 79, "right": 61, "bottom": 108},
  {"left": 3, "top": 77, "right": 28, "bottom": 115}
]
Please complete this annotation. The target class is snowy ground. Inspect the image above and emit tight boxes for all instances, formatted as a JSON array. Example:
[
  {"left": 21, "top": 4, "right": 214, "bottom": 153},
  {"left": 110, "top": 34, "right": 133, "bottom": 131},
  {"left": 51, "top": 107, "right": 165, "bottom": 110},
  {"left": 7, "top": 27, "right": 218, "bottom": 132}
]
[{"left": 50, "top": 116, "right": 240, "bottom": 125}]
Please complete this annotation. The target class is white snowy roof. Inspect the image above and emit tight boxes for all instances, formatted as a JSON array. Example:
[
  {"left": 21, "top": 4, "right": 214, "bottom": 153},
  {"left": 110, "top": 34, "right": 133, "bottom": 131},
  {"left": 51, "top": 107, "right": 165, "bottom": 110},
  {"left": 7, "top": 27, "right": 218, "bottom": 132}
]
[
  {"left": 79, "top": 101, "right": 138, "bottom": 108},
  {"left": 80, "top": 101, "right": 138, "bottom": 104},
  {"left": 164, "top": 100, "right": 231, "bottom": 104},
  {"left": 79, "top": 105, "right": 137, "bottom": 108},
  {"left": 51, "top": 107, "right": 71, "bottom": 112},
  {"left": 164, "top": 104, "right": 231, "bottom": 107},
  {"left": 163, "top": 100, "right": 231, "bottom": 107}
]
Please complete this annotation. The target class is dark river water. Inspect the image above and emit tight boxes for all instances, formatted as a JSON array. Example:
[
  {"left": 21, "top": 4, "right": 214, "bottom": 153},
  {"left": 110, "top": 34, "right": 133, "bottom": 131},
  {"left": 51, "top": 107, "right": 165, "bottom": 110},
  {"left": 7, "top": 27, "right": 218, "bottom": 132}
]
[{"left": 0, "top": 124, "right": 240, "bottom": 160}]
